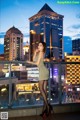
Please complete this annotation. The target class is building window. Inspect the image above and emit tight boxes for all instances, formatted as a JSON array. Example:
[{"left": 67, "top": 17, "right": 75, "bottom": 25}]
[
  {"left": 41, "top": 22, "right": 44, "bottom": 24},
  {"left": 51, "top": 17, "right": 56, "bottom": 19},
  {"left": 34, "top": 21, "right": 39, "bottom": 26},
  {"left": 46, "top": 22, "right": 49, "bottom": 24}
]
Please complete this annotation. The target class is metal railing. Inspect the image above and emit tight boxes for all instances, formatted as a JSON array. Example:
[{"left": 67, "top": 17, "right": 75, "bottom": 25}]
[{"left": 0, "top": 61, "right": 80, "bottom": 109}]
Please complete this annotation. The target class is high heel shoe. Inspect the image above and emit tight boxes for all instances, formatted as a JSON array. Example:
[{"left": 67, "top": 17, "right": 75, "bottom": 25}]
[
  {"left": 40, "top": 105, "right": 53, "bottom": 117},
  {"left": 42, "top": 106, "right": 49, "bottom": 117},
  {"left": 45, "top": 104, "right": 53, "bottom": 116}
]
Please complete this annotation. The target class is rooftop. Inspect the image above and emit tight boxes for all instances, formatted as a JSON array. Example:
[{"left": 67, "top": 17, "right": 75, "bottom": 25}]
[
  {"left": 29, "top": 3, "right": 64, "bottom": 20},
  {"left": 6, "top": 26, "right": 23, "bottom": 35},
  {"left": 38, "top": 3, "right": 55, "bottom": 13}
]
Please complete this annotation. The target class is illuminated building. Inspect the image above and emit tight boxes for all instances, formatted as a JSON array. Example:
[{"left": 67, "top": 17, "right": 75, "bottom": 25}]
[
  {"left": 72, "top": 39, "right": 80, "bottom": 55},
  {"left": 0, "top": 63, "right": 4, "bottom": 78},
  {"left": 23, "top": 44, "right": 29, "bottom": 60},
  {"left": 1, "top": 64, "right": 27, "bottom": 82},
  {"left": 16, "top": 83, "right": 39, "bottom": 92},
  {"left": 65, "top": 55, "right": 80, "bottom": 85},
  {"left": 26, "top": 67, "right": 39, "bottom": 81},
  {"left": 4, "top": 26, "right": 23, "bottom": 61},
  {"left": 11, "top": 64, "right": 27, "bottom": 81},
  {"left": 29, "top": 3, "right": 64, "bottom": 60},
  {"left": 0, "top": 54, "right": 4, "bottom": 61}
]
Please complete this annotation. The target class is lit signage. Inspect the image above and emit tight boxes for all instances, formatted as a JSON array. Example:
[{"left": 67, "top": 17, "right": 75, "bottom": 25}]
[
  {"left": 26, "top": 67, "right": 39, "bottom": 81},
  {"left": 50, "top": 68, "right": 58, "bottom": 78}
]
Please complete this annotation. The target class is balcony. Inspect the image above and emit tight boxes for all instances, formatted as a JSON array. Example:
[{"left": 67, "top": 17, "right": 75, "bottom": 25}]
[{"left": 0, "top": 61, "right": 80, "bottom": 119}]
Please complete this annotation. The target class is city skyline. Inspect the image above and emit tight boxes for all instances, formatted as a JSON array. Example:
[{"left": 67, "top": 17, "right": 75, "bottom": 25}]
[{"left": 0, "top": 0, "right": 80, "bottom": 54}]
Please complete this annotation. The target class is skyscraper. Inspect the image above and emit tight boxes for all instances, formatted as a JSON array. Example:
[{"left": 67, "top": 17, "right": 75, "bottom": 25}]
[
  {"left": 29, "top": 3, "right": 64, "bottom": 60},
  {"left": 4, "top": 26, "right": 23, "bottom": 61},
  {"left": 65, "top": 55, "right": 80, "bottom": 85},
  {"left": 23, "top": 43, "right": 29, "bottom": 60},
  {"left": 72, "top": 39, "right": 80, "bottom": 55}
]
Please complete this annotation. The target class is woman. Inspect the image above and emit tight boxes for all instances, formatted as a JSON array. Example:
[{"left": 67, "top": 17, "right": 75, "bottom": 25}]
[{"left": 27, "top": 41, "right": 52, "bottom": 116}]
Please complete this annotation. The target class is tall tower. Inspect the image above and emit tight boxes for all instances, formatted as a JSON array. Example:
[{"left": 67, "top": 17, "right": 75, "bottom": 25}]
[
  {"left": 29, "top": 3, "right": 64, "bottom": 60},
  {"left": 72, "top": 39, "right": 80, "bottom": 55},
  {"left": 4, "top": 26, "right": 23, "bottom": 61}
]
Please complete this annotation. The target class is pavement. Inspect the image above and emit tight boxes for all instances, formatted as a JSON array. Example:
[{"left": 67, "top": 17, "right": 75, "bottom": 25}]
[{"left": 9, "top": 112, "right": 80, "bottom": 120}]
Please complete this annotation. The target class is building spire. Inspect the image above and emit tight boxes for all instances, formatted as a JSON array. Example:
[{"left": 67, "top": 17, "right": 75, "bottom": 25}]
[{"left": 38, "top": 3, "right": 54, "bottom": 13}]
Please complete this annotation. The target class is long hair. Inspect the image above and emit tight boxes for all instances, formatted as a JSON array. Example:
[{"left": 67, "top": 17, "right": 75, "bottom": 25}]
[{"left": 39, "top": 41, "right": 46, "bottom": 53}]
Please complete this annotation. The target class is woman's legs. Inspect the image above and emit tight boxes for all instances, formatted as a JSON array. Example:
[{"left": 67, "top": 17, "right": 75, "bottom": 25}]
[
  {"left": 44, "top": 80, "right": 48, "bottom": 97},
  {"left": 39, "top": 80, "right": 49, "bottom": 112},
  {"left": 43, "top": 80, "right": 48, "bottom": 109}
]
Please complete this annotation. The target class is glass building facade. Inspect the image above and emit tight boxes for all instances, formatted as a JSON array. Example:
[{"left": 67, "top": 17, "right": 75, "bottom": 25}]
[
  {"left": 72, "top": 39, "right": 80, "bottom": 54},
  {"left": 29, "top": 4, "right": 64, "bottom": 60}
]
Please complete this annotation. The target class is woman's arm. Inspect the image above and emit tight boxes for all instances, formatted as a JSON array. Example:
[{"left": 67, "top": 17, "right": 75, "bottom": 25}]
[
  {"left": 33, "top": 52, "right": 37, "bottom": 61},
  {"left": 33, "top": 49, "right": 39, "bottom": 61},
  {"left": 27, "top": 52, "right": 43, "bottom": 66}
]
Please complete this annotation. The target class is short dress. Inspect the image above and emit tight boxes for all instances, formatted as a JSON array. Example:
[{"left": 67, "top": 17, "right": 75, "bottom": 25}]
[{"left": 33, "top": 54, "right": 49, "bottom": 81}]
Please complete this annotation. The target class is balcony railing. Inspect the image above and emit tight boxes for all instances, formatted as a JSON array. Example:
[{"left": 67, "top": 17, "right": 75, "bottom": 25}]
[{"left": 0, "top": 61, "right": 80, "bottom": 109}]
